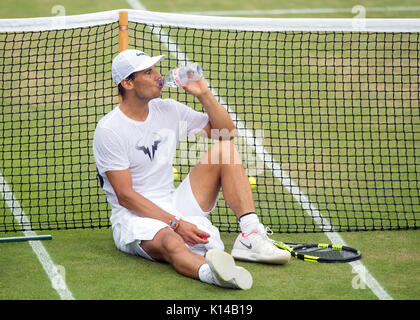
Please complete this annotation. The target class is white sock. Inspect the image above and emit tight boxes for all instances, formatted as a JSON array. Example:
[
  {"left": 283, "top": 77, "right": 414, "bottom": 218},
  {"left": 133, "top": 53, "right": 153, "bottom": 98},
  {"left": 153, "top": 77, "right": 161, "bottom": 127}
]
[
  {"left": 198, "top": 263, "right": 219, "bottom": 286},
  {"left": 239, "top": 213, "right": 260, "bottom": 234}
]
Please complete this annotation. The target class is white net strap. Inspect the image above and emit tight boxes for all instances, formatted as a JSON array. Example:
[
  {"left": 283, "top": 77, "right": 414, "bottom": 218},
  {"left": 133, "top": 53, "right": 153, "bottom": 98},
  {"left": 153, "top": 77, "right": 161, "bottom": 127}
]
[{"left": 1, "top": 9, "right": 419, "bottom": 32}]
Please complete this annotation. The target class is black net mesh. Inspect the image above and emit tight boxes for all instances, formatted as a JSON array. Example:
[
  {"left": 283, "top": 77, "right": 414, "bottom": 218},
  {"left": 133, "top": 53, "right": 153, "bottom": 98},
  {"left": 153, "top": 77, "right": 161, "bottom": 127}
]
[{"left": 0, "top": 16, "right": 419, "bottom": 233}]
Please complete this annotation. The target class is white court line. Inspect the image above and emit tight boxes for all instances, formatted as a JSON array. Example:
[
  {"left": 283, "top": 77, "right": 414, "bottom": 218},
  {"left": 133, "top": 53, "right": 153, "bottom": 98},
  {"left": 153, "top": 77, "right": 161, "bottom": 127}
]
[
  {"left": 179, "top": 6, "right": 420, "bottom": 16},
  {"left": 0, "top": 172, "right": 74, "bottom": 300},
  {"left": 127, "top": 0, "right": 392, "bottom": 300}
]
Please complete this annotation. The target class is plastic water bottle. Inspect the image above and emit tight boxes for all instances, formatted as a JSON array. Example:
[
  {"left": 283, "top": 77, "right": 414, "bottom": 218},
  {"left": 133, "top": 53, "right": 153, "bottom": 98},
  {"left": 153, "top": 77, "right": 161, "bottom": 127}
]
[{"left": 162, "top": 63, "right": 203, "bottom": 87}]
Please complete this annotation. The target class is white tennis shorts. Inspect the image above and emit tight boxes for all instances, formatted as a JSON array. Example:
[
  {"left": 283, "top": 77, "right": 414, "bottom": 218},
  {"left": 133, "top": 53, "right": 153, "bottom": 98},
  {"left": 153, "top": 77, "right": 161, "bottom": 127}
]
[{"left": 112, "top": 174, "right": 223, "bottom": 261}]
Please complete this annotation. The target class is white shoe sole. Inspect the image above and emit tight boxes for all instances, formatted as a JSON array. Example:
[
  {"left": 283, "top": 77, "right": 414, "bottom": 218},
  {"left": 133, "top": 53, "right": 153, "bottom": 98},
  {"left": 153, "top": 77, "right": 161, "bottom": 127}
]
[
  {"left": 231, "top": 248, "right": 291, "bottom": 265},
  {"left": 206, "top": 249, "right": 253, "bottom": 290}
]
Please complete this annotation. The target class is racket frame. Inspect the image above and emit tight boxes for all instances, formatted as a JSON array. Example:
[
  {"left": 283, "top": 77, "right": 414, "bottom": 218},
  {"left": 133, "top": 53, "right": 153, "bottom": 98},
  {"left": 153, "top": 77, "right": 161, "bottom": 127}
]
[{"left": 274, "top": 241, "right": 362, "bottom": 263}]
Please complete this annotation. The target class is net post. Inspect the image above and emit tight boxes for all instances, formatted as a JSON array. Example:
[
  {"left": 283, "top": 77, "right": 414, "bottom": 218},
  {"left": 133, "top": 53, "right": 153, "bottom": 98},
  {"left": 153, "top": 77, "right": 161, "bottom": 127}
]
[
  {"left": 118, "top": 11, "right": 129, "bottom": 53},
  {"left": 118, "top": 11, "right": 129, "bottom": 103}
]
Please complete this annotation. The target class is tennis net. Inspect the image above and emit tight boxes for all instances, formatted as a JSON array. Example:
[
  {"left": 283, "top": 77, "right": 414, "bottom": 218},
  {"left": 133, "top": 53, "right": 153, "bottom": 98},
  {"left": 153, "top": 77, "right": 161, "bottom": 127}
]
[{"left": 0, "top": 10, "right": 419, "bottom": 233}]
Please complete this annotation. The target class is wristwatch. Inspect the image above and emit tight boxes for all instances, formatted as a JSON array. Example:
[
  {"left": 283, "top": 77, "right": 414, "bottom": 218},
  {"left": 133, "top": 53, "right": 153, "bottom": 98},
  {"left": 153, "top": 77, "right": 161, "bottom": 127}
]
[{"left": 169, "top": 216, "right": 181, "bottom": 230}]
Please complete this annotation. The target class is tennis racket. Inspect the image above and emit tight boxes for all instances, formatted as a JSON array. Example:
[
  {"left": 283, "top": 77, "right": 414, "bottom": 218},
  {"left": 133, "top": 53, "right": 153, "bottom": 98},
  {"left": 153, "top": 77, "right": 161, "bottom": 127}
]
[{"left": 274, "top": 241, "right": 362, "bottom": 263}]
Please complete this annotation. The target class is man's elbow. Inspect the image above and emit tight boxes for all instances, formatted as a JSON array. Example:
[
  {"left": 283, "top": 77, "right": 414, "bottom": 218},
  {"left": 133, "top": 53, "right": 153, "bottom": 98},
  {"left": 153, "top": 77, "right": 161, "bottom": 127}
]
[
  {"left": 211, "top": 127, "right": 237, "bottom": 140},
  {"left": 115, "top": 189, "right": 134, "bottom": 208},
  {"left": 224, "top": 126, "right": 237, "bottom": 140},
  {"left": 229, "top": 127, "right": 237, "bottom": 140}
]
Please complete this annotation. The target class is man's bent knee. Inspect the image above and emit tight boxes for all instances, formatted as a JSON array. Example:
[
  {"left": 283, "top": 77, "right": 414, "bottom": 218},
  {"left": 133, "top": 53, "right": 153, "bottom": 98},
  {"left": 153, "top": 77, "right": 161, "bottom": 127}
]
[{"left": 141, "top": 228, "right": 186, "bottom": 262}]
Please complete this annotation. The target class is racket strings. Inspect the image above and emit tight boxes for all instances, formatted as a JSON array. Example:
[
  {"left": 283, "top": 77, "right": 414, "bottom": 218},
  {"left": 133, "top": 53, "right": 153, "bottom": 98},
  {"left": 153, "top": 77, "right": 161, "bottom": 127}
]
[{"left": 295, "top": 247, "right": 356, "bottom": 259}]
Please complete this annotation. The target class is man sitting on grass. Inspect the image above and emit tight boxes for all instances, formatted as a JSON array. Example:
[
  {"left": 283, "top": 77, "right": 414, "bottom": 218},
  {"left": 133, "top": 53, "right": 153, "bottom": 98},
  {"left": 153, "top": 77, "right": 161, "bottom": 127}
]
[{"left": 93, "top": 49, "right": 290, "bottom": 290}]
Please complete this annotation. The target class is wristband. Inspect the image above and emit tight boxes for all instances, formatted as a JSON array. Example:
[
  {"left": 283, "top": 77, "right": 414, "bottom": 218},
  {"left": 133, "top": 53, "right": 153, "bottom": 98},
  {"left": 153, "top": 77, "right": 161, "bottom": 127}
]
[{"left": 169, "top": 216, "right": 181, "bottom": 230}]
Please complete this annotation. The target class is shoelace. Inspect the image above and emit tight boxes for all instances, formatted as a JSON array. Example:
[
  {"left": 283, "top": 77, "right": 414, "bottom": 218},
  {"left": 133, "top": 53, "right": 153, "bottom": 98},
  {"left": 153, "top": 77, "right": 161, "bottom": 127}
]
[
  {"left": 264, "top": 227, "right": 290, "bottom": 252},
  {"left": 258, "top": 226, "right": 275, "bottom": 244},
  {"left": 265, "top": 226, "right": 274, "bottom": 236}
]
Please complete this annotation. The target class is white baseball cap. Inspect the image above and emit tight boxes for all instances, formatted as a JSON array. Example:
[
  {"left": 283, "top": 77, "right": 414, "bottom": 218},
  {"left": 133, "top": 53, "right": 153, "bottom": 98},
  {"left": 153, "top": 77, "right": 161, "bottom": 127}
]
[{"left": 111, "top": 49, "right": 166, "bottom": 85}]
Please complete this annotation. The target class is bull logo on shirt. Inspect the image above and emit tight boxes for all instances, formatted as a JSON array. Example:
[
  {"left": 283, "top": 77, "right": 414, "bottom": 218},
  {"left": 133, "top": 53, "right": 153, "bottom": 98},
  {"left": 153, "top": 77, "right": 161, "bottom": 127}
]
[
  {"left": 135, "top": 130, "right": 176, "bottom": 163},
  {"left": 136, "top": 140, "right": 161, "bottom": 161},
  {"left": 135, "top": 132, "right": 165, "bottom": 161}
]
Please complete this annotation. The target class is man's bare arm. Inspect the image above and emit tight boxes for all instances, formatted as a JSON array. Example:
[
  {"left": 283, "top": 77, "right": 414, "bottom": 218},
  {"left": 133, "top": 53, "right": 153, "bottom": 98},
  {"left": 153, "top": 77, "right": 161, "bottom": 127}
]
[
  {"left": 182, "top": 78, "right": 236, "bottom": 140},
  {"left": 105, "top": 169, "right": 209, "bottom": 246}
]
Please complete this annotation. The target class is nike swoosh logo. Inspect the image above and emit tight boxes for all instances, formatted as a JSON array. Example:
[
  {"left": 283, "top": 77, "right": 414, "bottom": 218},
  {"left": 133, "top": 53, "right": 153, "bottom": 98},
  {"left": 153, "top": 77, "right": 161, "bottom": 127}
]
[{"left": 239, "top": 240, "right": 252, "bottom": 250}]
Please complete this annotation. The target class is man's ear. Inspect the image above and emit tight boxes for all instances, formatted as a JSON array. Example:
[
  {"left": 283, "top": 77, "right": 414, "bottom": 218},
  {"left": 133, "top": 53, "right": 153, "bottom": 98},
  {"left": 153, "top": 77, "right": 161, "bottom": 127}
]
[{"left": 120, "top": 78, "right": 134, "bottom": 90}]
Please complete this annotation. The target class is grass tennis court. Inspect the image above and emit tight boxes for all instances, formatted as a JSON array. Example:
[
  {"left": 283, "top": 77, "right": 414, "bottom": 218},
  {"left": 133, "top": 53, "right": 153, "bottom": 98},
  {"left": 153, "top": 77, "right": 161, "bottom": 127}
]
[
  {"left": 1, "top": 229, "right": 419, "bottom": 300},
  {"left": 1, "top": 0, "right": 419, "bottom": 302}
]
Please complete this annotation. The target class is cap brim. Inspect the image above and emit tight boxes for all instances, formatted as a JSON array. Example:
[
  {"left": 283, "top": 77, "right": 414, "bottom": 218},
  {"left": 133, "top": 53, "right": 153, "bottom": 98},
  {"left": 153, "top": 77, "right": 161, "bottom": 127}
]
[{"left": 132, "top": 54, "right": 166, "bottom": 73}]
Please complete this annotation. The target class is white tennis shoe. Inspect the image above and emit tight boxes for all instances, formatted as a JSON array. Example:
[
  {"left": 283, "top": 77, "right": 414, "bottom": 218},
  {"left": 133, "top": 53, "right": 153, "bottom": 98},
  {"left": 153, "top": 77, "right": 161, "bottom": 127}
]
[
  {"left": 231, "top": 224, "right": 291, "bottom": 264},
  {"left": 205, "top": 249, "right": 253, "bottom": 290}
]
